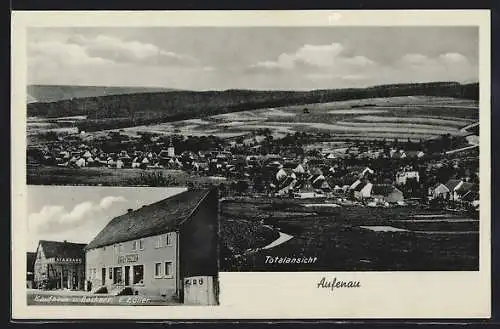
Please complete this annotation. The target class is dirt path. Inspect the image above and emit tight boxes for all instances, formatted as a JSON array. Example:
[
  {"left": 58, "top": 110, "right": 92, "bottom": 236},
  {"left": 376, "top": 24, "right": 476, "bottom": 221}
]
[{"left": 262, "top": 232, "right": 294, "bottom": 250}]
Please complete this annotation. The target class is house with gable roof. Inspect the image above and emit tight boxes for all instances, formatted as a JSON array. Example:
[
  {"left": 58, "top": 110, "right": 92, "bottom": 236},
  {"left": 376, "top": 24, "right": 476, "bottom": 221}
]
[{"left": 85, "top": 188, "right": 219, "bottom": 305}]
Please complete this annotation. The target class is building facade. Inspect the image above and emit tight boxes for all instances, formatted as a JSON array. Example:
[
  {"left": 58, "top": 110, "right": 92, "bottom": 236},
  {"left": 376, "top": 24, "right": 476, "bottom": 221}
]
[
  {"left": 85, "top": 232, "right": 178, "bottom": 297},
  {"left": 85, "top": 188, "right": 219, "bottom": 304},
  {"left": 26, "top": 252, "right": 36, "bottom": 288},
  {"left": 33, "top": 240, "right": 86, "bottom": 290}
]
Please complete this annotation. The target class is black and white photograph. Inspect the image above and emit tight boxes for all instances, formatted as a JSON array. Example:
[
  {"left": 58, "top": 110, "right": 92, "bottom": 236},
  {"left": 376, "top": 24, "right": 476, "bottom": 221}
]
[
  {"left": 26, "top": 26, "right": 480, "bottom": 272},
  {"left": 12, "top": 10, "right": 491, "bottom": 319},
  {"left": 26, "top": 186, "right": 220, "bottom": 305}
]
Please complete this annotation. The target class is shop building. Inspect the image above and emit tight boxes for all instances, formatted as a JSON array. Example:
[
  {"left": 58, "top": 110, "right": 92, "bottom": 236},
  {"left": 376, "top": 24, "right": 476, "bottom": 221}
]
[
  {"left": 33, "top": 240, "right": 86, "bottom": 290},
  {"left": 84, "top": 188, "right": 219, "bottom": 304},
  {"left": 26, "top": 252, "right": 36, "bottom": 288}
]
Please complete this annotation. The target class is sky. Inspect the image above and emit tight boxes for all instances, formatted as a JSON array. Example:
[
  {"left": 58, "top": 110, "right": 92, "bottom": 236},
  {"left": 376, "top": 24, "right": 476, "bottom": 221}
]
[
  {"left": 27, "top": 27, "right": 479, "bottom": 91},
  {"left": 27, "top": 186, "right": 187, "bottom": 252}
]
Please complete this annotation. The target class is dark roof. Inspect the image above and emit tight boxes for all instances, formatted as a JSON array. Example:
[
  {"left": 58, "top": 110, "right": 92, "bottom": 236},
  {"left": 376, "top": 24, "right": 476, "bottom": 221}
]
[
  {"left": 277, "top": 176, "right": 295, "bottom": 190},
  {"left": 283, "top": 162, "right": 299, "bottom": 169},
  {"left": 309, "top": 167, "right": 323, "bottom": 176},
  {"left": 456, "top": 182, "right": 476, "bottom": 195},
  {"left": 352, "top": 180, "right": 367, "bottom": 192},
  {"left": 86, "top": 188, "right": 215, "bottom": 250},
  {"left": 461, "top": 190, "right": 479, "bottom": 202},
  {"left": 27, "top": 252, "right": 36, "bottom": 272},
  {"left": 372, "top": 184, "right": 401, "bottom": 196},
  {"left": 406, "top": 150, "right": 420, "bottom": 158},
  {"left": 445, "top": 179, "right": 463, "bottom": 191},
  {"left": 38, "top": 240, "right": 87, "bottom": 259}
]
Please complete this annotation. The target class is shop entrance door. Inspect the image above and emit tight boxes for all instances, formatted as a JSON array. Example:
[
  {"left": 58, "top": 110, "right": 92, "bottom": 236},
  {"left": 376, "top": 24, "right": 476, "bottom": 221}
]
[
  {"left": 62, "top": 267, "right": 69, "bottom": 289},
  {"left": 101, "top": 268, "right": 106, "bottom": 286},
  {"left": 124, "top": 266, "right": 130, "bottom": 286}
]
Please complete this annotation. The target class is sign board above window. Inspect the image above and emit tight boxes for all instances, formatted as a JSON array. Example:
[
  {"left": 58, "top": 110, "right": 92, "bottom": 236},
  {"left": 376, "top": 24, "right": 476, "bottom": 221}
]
[
  {"left": 54, "top": 257, "right": 82, "bottom": 263},
  {"left": 117, "top": 254, "right": 139, "bottom": 264}
]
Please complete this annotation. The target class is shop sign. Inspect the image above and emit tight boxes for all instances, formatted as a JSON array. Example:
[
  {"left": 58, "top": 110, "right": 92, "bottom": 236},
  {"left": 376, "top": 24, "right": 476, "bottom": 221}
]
[
  {"left": 55, "top": 257, "right": 82, "bottom": 263},
  {"left": 118, "top": 254, "right": 139, "bottom": 264}
]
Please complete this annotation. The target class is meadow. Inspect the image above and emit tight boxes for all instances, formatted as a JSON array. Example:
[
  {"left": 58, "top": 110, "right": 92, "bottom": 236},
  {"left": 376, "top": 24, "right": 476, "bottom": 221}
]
[
  {"left": 220, "top": 197, "right": 479, "bottom": 271},
  {"left": 26, "top": 166, "right": 225, "bottom": 187},
  {"left": 95, "top": 95, "right": 478, "bottom": 143}
]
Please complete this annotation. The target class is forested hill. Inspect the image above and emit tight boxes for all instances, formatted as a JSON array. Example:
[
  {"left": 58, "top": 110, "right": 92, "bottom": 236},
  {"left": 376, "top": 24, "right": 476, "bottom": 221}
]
[
  {"left": 27, "top": 84, "right": 179, "bottom": 104},
  {"left": 27, "top": 81, "right": 479, "bottom": 132}
]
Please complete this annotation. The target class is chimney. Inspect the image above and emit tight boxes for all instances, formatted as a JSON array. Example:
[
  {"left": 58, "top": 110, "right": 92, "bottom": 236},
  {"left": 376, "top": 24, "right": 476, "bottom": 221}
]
[
  {"left": 127, "top": 208, "right": 133, "bottom": 213},
  {"left": 64, "top": 240, "right": 67, "bottom": 243}
]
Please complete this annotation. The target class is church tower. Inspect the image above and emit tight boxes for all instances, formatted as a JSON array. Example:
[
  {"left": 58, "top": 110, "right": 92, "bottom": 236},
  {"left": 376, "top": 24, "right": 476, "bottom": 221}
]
[{"left": 168, "top": 138, "right": 175, "bottom": 157}]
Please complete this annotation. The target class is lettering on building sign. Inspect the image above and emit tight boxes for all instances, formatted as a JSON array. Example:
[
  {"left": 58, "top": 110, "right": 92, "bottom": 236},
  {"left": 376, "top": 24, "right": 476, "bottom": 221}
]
[
  {"left": 55, "top": 257, "right": 82, "bottom": 263},
  {"left": 118, "top": 254, "right": 139, "bottom": 264}
]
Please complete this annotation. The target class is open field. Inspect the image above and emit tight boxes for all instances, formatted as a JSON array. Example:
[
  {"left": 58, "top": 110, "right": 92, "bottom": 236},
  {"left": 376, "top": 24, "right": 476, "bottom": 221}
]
[
  {"left": 126, "top": 96, "right": 477, "bottom": 141},
  {"left": 201, "top": 96, "right": 475, "bottom": 141},
  {"left": 220, "top": 198, "right": 479, "bottom": 271},
  {"left": 27, "top": 166, "right": 192, "bottom": 186},
  {"left": 27, "top": 95, "right": 477, "bottom": 144}
]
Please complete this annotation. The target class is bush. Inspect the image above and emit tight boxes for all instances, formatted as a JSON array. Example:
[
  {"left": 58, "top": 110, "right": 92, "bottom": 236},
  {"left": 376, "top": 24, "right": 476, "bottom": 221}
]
[
  {"left": 117, "top": 287, "right": 134, "bottom": 296},
  {"left": 94, "top": 286, "right": 108, "bottom": 294},
  {"left": 127, "top": 171, "right": 179, "bottom": 187}
]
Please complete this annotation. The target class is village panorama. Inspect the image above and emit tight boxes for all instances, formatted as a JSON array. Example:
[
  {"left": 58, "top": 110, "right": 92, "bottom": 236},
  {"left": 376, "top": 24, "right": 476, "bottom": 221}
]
[{"left": 26, "top": 81, "right": 480, "bottom": 275}]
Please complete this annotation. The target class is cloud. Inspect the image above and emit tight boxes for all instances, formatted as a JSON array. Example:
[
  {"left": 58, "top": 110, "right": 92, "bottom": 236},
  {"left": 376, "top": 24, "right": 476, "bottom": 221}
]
[
  {"left": 401, "top": 53, "right": 429, "bottom": 65},
  {"left": 292, "top": 43, "right": 345, "bottom": 68},
  {"left": 28, "top": 40, "right": 113, "bottom": 68},
  {"left": 400, "top": 52, "right": 471, "bottom": 68},
  {"left": 67, "top": 34, "right": 199, "bottom": 67},
  {"left": 29, "top": 196, "right": 127, "bottom": 234},
  {"left": 438, "top": 52, "right": 469, "bottom": 64},
  {"left": 306, "top": 73, "right": 368, "bottom": 81},
  {"left": 28, "top": 34, "right": 201, "bottom": 70},
  {"left": 342, "top": 56, "right": 376, "bottom": 67},
  {"left": 248, "top": 43, "right": 376, "bottom": 73},
  {"left": 99, "top": 196, "right": 127, "bottom": 209}
]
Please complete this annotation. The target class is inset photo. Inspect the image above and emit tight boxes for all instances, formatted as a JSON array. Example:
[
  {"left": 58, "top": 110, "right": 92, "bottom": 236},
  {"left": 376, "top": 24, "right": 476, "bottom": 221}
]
[{"left": 26, "top": 186, "right": 220, "bottom": 306}]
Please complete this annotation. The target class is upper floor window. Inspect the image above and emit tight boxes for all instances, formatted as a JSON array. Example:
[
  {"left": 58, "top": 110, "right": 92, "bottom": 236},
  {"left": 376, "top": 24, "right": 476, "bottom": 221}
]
[
  {"left": 165, "top": 262, "right": 173, "bottom": 277},
  {"left": 139, "top": 239, "right": 144, "bottom": 250},
  {"left": 155, "top": 236, "right": 162, "bottom": 249},
  {"left": 132, "top": 241, "right": 137, "bottom": 251},
  {"left": 164, "top": 234, "right": 171, "bottom": 246},
  {"left": 154, "top": 263, "right": 162, "bottom": 277}
]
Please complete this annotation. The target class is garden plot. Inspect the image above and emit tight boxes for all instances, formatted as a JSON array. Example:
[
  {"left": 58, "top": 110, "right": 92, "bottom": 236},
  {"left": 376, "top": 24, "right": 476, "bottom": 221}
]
[
  {"left": 352, "top": 115, "right": 470, "bottom": 127},
  {"left": 359, "top": 226, "right": 409, "bottom": 232}
]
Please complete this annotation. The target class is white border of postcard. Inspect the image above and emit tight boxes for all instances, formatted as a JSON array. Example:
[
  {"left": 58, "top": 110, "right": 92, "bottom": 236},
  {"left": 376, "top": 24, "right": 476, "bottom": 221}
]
[{"left": 11, "top": 10, "right": 491, "bottom": 319}]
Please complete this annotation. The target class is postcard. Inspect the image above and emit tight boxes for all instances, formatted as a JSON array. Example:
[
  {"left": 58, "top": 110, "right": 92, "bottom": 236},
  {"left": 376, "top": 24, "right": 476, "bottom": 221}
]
[{"left": 11, "top": 10, "right": 491, "bottom": 319}]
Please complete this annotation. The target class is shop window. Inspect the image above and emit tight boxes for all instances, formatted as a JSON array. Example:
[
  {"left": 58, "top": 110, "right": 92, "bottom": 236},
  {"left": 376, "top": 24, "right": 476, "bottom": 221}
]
[
  {"left": 154, "top": 263, "right": 162, "bottom": 277},
  {"left": 164, "top": 262, "right": 173, "bottom": 277},
  {"left": 133, "top": 265, "right": 144, "bottom": 284},
  {"left": 113, "top": 267, "right": 123, "bottom": 284},
  {"left": 108, "top": 267, "right": 112, "bottom": 280}
]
